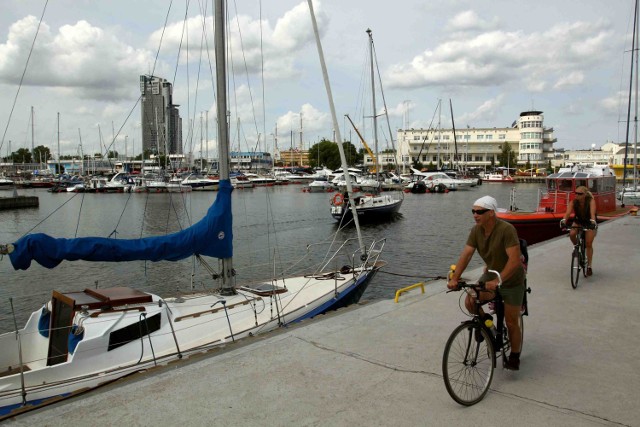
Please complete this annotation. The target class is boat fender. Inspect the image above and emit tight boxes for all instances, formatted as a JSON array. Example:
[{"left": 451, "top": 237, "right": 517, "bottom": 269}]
[
  {"left": 332, "top": 193, "right": 344, "bottom": 206},
  {"left": 68, "top": 325, "right": 85, "bottom": 354},
  {"left": 38, "top": 305, "right": 51, "bottom": 338}
]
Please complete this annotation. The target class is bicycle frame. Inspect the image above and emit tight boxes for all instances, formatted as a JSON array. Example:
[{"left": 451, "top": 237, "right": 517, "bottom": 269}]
[{"left": 443, "top": 270, "right": 530, "bottom": 406}]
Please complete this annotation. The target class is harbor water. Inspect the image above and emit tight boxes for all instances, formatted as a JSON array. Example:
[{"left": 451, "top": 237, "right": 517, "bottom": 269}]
[{"left": 0, "top": 183, "right": 544, "bottom": 332}]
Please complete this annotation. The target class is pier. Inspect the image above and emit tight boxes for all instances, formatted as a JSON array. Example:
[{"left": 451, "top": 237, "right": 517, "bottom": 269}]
[
  {"left": 7, "top": 214, "right": 640, "bottom": 426},
  {"left": 0, "top": 195, "right": 39, "bottom": 210}
]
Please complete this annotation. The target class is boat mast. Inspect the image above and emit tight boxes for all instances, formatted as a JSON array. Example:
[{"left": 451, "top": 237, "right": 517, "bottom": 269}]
[
  {"left": 57, "top": 112, "right": 60, "bottom": 175},
  {"left": 307, "top": 0, "right": 365, "bottom": 253},
  {"left": 623, "top": 0, "right": 638, "bottom": 201},
  {"left": 367, "top": 28, "right": 380, "bottom": 184},
  {"left": 635, "top": 0, "right": 639, "bottom": 190},
  {"left": 450, "top": 99, "right": 459, "bottom": 172},
  {"left": 215, "top": 0, "right": 235, "bottom": 294},
  {"left": 31, "top": 106, "right": 35, "bottom": 155}
]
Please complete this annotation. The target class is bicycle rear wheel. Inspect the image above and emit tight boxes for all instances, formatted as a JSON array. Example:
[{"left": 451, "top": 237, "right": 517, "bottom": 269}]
[
  {"left": 442, "top": 323, "right": 495, "bottom": 406},
  {"left": 571, "top": 247, "right": 580, "bottom": 289}
]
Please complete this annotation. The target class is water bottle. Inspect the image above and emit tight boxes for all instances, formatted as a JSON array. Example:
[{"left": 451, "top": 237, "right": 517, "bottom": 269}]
[{"left": 483, "top": 314, "right": 497, "bottom": 339}]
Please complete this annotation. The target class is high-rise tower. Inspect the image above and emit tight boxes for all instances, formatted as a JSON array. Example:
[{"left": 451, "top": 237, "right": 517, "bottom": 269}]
[{"left": 139, "top": 75, "right": 182, "bottom": 155}]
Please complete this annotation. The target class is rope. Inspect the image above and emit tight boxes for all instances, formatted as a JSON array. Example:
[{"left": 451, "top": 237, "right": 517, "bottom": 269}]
[{"left": 378, "top": 270, "right": 448, "bottom": 281}]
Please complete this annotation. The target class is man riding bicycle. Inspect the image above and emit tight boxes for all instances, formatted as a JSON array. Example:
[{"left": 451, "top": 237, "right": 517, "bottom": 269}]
[{"left": 447, "top": 196, "right": 526, "bottom": 370}]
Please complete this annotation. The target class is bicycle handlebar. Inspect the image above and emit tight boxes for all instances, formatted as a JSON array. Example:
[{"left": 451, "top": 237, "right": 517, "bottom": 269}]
[{"left": 448, "top": 269, "right": 502, "bottom": 292}]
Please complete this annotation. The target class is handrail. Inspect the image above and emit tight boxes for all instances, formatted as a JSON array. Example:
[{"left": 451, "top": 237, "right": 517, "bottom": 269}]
[{"left": 394, "top": 282, "right": 424, "bottom": 303}]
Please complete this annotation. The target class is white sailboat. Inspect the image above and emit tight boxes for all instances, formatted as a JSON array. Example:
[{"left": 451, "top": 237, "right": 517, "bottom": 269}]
[
  {"left": 0, "top": 1, "right": 385, "bottom": 417},
  {"left": 330, "top": 29, "right": 403, "bottom": 223}
]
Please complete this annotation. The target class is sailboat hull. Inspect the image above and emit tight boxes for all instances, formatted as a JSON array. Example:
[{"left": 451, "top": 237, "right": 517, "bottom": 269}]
[{"left": 0, "top": 260, "right": 384, "bottom": 417}]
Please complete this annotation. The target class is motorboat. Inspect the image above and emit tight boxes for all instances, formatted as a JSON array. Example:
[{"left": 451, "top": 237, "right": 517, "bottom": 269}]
[
  {"left": 496, "top": 163, "right": 633, "bottom": 244},
  {"left": 408, "top": 170, "right": 475, "bottom": 192},
  {"left": 181, "top": 173, "right": 219, "bottom": 191},
  {"left": 307, "top": 176, "right": 334, "bottom": 193}
]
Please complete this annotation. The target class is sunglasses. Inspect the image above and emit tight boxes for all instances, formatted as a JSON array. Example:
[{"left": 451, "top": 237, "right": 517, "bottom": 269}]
[
  {"left": 575, "top": 192, "right": 584, "bottom": 196},
  {"left": 471, "top": 208, "right": 490, "bottom": 215}
]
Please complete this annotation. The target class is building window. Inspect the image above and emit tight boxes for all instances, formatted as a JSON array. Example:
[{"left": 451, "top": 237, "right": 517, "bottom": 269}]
[
  {"left": 477, "top": 135, "right": 484, "bottom": 140},
  {"left": 485, "top": 135, "right": 493, "bottom": 140},
  {"left": 499, "top": 134, "right": 506, "bottom": 139}
]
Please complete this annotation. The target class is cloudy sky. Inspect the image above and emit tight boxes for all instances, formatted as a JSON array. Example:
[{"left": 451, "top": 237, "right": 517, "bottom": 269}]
[{"left": 0, "top": 0, "right": 636, "bottom": 159}]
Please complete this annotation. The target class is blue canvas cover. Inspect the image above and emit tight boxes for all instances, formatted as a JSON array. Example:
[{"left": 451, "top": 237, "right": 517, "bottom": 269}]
[{"left": 9, "top": 179, "right": 233, "bottom": 270}]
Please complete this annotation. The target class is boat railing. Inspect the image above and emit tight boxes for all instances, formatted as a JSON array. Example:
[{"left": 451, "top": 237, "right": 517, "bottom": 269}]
[{"left": 307, "top": 237, "right": 385, "bottom": 273}]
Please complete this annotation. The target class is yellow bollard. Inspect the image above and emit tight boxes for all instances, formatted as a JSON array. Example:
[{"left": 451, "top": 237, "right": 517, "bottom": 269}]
[{"left": 394, "top": 282, "right": 425, "bottom": 303}]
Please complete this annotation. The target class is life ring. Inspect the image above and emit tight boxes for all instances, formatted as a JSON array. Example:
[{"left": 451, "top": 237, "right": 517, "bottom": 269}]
[{"left": 332, "top": 193, "right": 344, "bottom": 206}]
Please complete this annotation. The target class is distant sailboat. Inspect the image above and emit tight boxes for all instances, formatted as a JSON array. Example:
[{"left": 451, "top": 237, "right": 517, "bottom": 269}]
[{"left": 330, "top": 28, "right": 403, "bottom": 223}]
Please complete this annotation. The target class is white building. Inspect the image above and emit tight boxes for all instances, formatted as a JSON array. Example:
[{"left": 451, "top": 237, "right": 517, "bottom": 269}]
[{"left": 377, "top": 110, "right": 557, "bottom": 171}]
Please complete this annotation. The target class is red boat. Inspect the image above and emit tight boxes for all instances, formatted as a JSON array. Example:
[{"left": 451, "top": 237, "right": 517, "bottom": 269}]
[{"left": 497, "top": 163, "right": 632, "bottom": 245}]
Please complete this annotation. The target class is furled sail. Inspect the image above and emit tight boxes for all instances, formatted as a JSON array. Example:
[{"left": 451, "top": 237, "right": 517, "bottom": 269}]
[{"left": 8, "top": 180, "right": 233, "bottom": 271}]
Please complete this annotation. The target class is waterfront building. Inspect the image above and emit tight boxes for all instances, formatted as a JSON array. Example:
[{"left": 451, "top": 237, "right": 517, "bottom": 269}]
[
  {"left": 278, "top": 149, "right": 309, "bottom": 167},
  {"left": 139, "top": 75, "right": 183, "bottom": 156},
  {"left": 230, "top": 151, "right": 273, "bottom": 171},
  {"left": 392, "top": 110, "right": 556, "bottom": 171}
]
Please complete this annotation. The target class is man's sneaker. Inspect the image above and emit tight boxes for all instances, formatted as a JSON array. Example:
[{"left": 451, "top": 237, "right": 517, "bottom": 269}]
[
  {"left": 586, "top": 267, "right": 593, "bottom": 276},
  {"left": 504, "top": 354, "right": 520, "bottom": 371}
]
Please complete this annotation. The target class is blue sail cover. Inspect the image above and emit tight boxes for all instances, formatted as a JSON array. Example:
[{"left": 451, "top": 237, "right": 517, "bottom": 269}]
[{"left": 9, "top": 180, "right": 233, "bottom": 271}]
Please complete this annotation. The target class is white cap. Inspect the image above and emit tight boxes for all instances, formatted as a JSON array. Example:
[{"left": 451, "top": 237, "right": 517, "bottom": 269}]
[{"left": 473, "top": 195, "right": 498, "bottom": 211}]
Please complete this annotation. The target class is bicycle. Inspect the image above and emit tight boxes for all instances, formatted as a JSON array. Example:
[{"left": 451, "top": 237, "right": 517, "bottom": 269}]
[
  {"left": 562, "top": 222, "right": 596, "bottom": 289},
  {"left": 442, "top": 270, "right": 531, "bottom": 406}
]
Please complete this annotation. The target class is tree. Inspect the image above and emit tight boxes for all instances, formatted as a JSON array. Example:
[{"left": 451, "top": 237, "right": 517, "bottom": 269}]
[
  {"left": 11, "top": 148, "right": 32, "bottom": 163},
  {"left": 33, "top": 145, "right": 51, "bottom": 163},
  {"left": 307, "top": 139, "right": 363, "bottom": 170},
  {"left": 497, "top": 143, "right": 517, "bottom": 169}
]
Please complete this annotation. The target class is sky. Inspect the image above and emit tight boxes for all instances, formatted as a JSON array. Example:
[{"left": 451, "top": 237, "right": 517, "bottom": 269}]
[{"left": 0, "top": 0, "right": 637, "bottom": 160}]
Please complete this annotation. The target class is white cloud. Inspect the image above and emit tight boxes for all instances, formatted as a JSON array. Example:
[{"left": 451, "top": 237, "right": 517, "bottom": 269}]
[
  {"left": 458, "top": 95, "right": 505, "bottom": 126},
  {"left": 554, "top": 71, "right": 585, "bottom": 90},
  {"left": 446, "top": 10, "right": 500, "bottom": 34},
  {"left": 385, "top": 18, "right": 615, "bottom": 94}
]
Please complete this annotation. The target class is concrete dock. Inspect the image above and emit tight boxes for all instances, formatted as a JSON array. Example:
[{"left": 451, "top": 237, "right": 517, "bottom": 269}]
[{"left": 7, "top": 215, "right": 640, "bottom": 426}]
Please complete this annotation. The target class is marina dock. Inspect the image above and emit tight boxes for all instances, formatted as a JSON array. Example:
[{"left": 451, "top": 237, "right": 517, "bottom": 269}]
[
  {"left": 0, "top": 195, "right": 38, "bottom": 210},
  {"left": 8, "top": 214, "right": 640, "bottom": 426}
]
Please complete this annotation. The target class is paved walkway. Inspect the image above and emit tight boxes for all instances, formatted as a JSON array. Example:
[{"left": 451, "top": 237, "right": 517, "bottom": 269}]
[{"left": 9, "top": 215, "right": 640, "bottom": 426}]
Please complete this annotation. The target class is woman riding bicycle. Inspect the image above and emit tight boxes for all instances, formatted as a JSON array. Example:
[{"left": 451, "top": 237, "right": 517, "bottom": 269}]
[
  {"left": 447, "top": 196, "right": 526, "bottom": 370},
  {"left": 560, "top": 185, "right": 597, "bottom": 276}
]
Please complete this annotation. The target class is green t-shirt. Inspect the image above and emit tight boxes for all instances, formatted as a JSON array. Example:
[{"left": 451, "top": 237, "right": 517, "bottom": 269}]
[{"left": 466, "top": 219, "right": 525, "bottom": 289}]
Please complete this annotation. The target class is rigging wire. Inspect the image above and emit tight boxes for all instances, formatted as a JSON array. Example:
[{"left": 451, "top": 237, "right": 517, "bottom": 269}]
[{"left": 0, "top": 0, "right": 49, "bottom": 155}]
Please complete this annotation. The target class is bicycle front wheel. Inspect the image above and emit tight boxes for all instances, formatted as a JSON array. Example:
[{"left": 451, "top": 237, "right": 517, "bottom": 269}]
[
  {"left": 442, "top": 323, "right": 495, "bottom": 406},
  {"left": 571, "top": 247, "right": 580, "bottom": 289}
]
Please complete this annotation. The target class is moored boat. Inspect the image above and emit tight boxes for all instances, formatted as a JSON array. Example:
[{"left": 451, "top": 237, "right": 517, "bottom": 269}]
[
  {"left": 496, "top": 163, "right": 632, "bottom": 245},
  {"left": 482, "top": 172, "right": 514, "bottom": 183}
]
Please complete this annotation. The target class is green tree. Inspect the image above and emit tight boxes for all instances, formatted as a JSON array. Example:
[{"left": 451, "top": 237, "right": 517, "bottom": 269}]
[
  {"left": 135, "top": 149, "right": 153, "bottom": 160},
  {"left": 32, "top": 145, "right": 51, "bottom": 163},
  {"left": 107, "top": 151, "right": 119, "bottom": 159},
  {"left": 11, "top": 148, "right": 32, "bottom": 163},
  {"left": 307, "top": 139, "right": 362, "bottom": 170},
  {"left": 497, "top": 143, "right": 517, "bottom": 169}
]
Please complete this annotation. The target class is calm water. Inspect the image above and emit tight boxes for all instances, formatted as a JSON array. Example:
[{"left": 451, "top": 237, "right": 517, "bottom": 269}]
[{"left": 0, "top": 182, "right": 544, "bottom": 332}]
